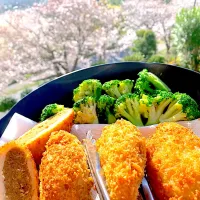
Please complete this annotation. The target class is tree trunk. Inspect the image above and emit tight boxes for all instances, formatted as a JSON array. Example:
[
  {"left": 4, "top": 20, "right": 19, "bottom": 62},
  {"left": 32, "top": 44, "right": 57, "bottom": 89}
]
[
  {"left": 71, "top": 57, "right": 79, "bottom": 72},
  {"left": 165, "top": 39, "right": 170, "bottom": 55},
  {"left": 194, "top": 0, "right": 197, "bottom": 7},
  {"left": 161, "top": 23, "right": 171, "bottom": 54},
  {"left": 194, "top": 59, "right": 199, "bottom": 72},
  {"left": 191, "top": 54, "right": 199, "bottom": 72},
  {"left": 53, "top": 64, "right": 64, "bottom": 77}
]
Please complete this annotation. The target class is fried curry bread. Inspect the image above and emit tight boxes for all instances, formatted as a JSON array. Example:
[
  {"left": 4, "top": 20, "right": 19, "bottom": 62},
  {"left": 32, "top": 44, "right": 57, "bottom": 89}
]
[
  {"left": 96, "top": 119, "right": 146, "bottom": 200},
  {"left": 39, "top": 130, "right": 93, "bottom": 200},
  {"left": 146, "top": 122, "right": 200, "bottom": 199}
]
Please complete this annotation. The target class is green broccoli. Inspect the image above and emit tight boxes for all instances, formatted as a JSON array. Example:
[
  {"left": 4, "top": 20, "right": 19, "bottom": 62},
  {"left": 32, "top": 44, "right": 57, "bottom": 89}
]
[
  {"left": 40, "top": 103, "right": 64, "bottom": 121},
  {"left": 118, "top": 79, "right": 134, "bottom": 95},
  {"left": 114, "top": 93, "right": 144, "bottom": 126},
  {"left": 97, "top": 95, "right": 116, "bottom": 124},
  {"left": 159, "top": 92, "right": 200, "bottom": 122},
  {"left": 140, "top": 91, "right": 173, "bottom": 125},
  {"left": 102, "top": 79, "right": 134, "bottom": 99},
  {"left": 73, "top": 79, "right": 102, "bottom": 102},
  {"left": 134, "top": 69, "right": 171, "bottom": 95},
  {"left": 73, "top": 96, "right": 99, "bottom": 124}
]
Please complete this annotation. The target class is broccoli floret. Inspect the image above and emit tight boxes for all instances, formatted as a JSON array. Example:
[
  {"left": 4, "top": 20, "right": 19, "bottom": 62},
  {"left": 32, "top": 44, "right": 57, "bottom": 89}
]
[
  {"left": 40, "top": 103, "right": 64, "bottom": 121},
  {"left": 73, "top": 96, "right": 99, "bottom": 124},
  {"left": 118, "top": 79, "right": 134, "bottom": 95},
  {"left": 73, "top": 79, "right": 102, "bottom": 102},
  {"left": 159, "top": 92, "right": 200, "bottom": 122},
  {"left": 97, "top": 95, "right": 116, "bottom": 124},
  {"left": 140, "top": 91, "right": 173, "bottom": 125},
  {"left": 102, "top": 79, "right": 134, "bottom": 99},
  {"left": 134, "top": 69, "right": 171, "bottom": 95},
  {"left": 114, "top": 93, "right": 144, "bottom": 126}
]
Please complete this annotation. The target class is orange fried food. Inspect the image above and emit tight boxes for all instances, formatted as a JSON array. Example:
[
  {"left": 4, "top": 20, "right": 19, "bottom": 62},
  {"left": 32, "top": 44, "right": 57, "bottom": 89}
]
[
  {"left": 96, "top": 119, "right": 146, "bottom": 200},
  {"left": 0, "top": 141, "right": 38, "bottom": 200},
  {"left": 17, "top": 108, "right": 74, "bottom": 165},
  {"left": 39, "top": 130, "right": 93, "bottom": 200},
  {"left": 146, "top": 122, "right": 200, "bottom": 200}
]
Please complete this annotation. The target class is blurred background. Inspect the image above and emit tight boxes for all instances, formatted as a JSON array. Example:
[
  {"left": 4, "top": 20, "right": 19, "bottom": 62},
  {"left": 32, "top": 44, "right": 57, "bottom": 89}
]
[{"left": 0, "top": 0, "right": 200, "bottom": 118}]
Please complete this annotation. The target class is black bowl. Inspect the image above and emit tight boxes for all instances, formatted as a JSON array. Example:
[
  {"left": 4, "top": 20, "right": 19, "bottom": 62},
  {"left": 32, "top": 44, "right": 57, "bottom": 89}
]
[{"left": 0, "top": 62, "right": 200, "bottom": 136}]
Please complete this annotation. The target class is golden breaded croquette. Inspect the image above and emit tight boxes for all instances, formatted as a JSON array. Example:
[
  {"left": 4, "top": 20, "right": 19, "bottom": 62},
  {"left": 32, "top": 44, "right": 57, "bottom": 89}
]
[
  {"left": 17, "top": 108, "right": 74, "bottom": 165},
  {"left": 96, "top": 119, "right": 146, "bottom": 200},
  {"left": 39, "top": 130, "right": 93, "bottom": 200},
  {"left": 0, "top": 141, "right": 39, "bottom": 200},
  {"left": 146, "top": 122, "right": 200, "bottom": 200}
]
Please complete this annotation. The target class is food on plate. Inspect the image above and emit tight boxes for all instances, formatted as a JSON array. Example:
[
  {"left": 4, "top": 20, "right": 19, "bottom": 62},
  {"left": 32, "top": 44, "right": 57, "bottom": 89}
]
[
  {"left": 17, "top": 108, "right": 74, "bottom": 165},
  {"left": 73, "top": 79, "right": 102, "bottom": 102},
  {"left": 159, "top": 92, "right": 200, "bottom": 122},
  {"left": 97, "top": 94, "right": 116, "bottom": 124},
  {"left": 96, "top": 119, "right": 146, "bottom": 200},
  {"left": 40, "top": 103, "right": 64, "bottom": 121},
  {"left": 102, "top": 79, "right": 134, "bottom": 98},
  {"left": 146, "top": 122, "right": 200, "bottom": 199},
  {"left": 39, "top": 130, "right": 93, "bottom": 200},
  {"left": 114, "top": 93, "right": 144, "bottom": 126},
  {"left": 73, "top": 96, "right": 99, "bottom": 124},
  {"left": 139, "top": 90, "right": 173, "bottom": 125},
  {"left": 134, "top": 69, "right": 171, "bottom": 95},
  {"left": 0, "top": 141, "right": 38, "bottom": 200},
  {"left": 114, "top": 90, "right": 200, "bottom": 127},
  {"left": 140, "top": 90, "right": 200, "bottom": 125},
  {"left": 38, "top": 69, "right": 199, "bottom": 126}
]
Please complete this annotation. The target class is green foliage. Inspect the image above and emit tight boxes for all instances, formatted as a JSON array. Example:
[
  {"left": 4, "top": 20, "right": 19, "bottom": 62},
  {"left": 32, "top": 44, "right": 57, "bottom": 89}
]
[
  {"left": 163, "top": 0, "right": 171, "bottom": 3},
  {"left": 133, "top": 29, "right": 157, "bottom": 58},
  {"left": 20, "top": 88, "right": 33, "bottom": 99},
  {"left": 107, "top": 0, "right": 123, "bottom": 5},
  {"left": 173, "top": 7, "right": 200, "bottom": 71},
  {"left": 147, "top": 55, "right": 166, "bottom": 63},
  {"left": 167, "top": 55, "right": 182, "bottom": 66},
  {"left": 0, "top": 97, "right": 17, "bottom": 112},
  {"left": 91, "top": 60, "right": 106, "bottom": 67},
  {"left": 24, "top": 74, "right": 32, "bottom": 79},
  {"left": 123, "top": 52, "right": 145, "bottom": 62}
]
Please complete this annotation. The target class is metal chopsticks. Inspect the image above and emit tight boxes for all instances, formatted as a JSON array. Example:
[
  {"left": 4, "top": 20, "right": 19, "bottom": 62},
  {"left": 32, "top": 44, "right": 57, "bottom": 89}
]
[
  {"left": 84, "top": 130, "right": 154, "bottom": 200},
  {"left": 83, "top": 131, "right": 110, "bottom": 200}
]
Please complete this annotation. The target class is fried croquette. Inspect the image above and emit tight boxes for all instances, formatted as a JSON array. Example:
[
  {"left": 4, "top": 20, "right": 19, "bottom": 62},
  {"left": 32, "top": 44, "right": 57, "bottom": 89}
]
[
  {"left": 0, "top": 141, "right": 38, "bottom": 200},
  {"left": 17, "top": 108, "right": 74, "bottom": 165},
  {"left": 146, "top": 122, "right": 200, "bottom": 200},
  {"left": 96, "top": 119, "right": 146, "bottom": 200},
  {"left": 39, "top": 130, "right": 93, "bottom": 200}
]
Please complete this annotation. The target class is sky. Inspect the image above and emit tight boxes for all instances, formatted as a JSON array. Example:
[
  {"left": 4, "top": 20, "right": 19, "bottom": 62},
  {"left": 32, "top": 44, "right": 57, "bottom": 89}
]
[{"left": 0, "top": 0, "right": 41, "bottom": 6}]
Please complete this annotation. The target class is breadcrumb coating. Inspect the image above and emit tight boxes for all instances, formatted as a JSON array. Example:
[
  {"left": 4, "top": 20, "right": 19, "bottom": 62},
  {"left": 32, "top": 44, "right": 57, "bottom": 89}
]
[
  {"left": 17, "top": 108, "right": 74, "bottom": 165},
  {"left": 146, "top": 122, "right": 200, "bottom": 200},
  {"left": 39, "top": 130, "right": 93, "bottom": 200},
  {"left": 96, "top": 119, "right": 146, "bottom": 200}
]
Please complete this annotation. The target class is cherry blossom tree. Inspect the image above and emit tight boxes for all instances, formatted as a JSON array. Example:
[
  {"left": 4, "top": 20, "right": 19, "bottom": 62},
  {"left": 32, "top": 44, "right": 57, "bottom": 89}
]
[
  {"left": 122, "top": 0, "right": 175, "bottom": 53},
  {"left": 0, "top": 0, "right": 124, "bottom": 91}
]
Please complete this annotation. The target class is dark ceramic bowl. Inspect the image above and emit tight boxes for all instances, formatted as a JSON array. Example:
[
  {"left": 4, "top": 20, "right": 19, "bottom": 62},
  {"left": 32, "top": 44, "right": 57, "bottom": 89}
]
[{"left": 0, "top": 62, "right": 200, "bottom": 136}]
